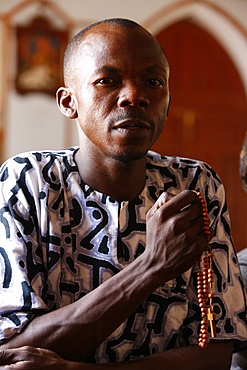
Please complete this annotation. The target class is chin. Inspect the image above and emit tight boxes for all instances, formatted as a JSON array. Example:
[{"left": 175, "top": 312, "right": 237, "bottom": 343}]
[{"left": 112, "top": 149, "right": 148, "bottom": 162}]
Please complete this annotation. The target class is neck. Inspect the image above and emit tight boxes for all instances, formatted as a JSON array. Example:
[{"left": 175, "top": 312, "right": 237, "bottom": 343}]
[{"left": 75, "top": 148, "right": 147, "bottom": 201}]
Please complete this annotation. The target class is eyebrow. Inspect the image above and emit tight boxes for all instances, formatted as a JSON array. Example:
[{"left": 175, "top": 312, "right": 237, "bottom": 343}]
[
  {"left": 94, "top": 66, "right": 122, "bottom": 75},
  {"left": 94, "top": 64, "right": 168, "bottom": 75}
]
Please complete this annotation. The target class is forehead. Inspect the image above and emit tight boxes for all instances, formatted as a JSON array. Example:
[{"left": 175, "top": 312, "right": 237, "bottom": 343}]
[{"left": 77, "top": 24, "right": 168, "bottom": 70}]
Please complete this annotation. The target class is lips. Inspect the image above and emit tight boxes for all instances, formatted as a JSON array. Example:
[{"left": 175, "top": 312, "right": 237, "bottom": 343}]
[
  {"left": 113, "top": 118, "right": 151, "bottom": 130},
  {"left": 111, "top": 119, "right": 151, "bottom": 141}
]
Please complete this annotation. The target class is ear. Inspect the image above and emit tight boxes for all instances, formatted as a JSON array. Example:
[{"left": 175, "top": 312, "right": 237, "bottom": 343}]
[{"left": 56, "top": 87, "right": 78, "bottom": 119}]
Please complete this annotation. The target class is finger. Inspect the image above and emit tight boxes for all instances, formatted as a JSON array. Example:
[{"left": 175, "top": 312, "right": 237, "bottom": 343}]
[
  {"left": 148, "top": 190, "right": 199, "bottom": 222},
  {"left": 197, "top": 232, "right": 211, "bottom": 254},
  {"left": 147, "top": 192, "right": 170, "bottom": 219},
  {"left": 166, "top": 199, "right": 203, "bottom": 235},
  {"left": 0, "top": 349, "right": 16, "bottom": 365},
  {"left": 161, "top": 190, "right": 199, "bottom": 217},
  {"left": 0, "top": 347, "right": 37, "bottom": 366},
  {"left": 172, "top": 212, "right": 203, "bottom": 237},
  {"left": 198, "top": 226, "right": 214, "bottom": 240}
]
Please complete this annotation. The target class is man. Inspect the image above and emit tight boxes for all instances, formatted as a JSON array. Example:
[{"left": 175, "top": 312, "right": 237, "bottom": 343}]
[
  {"left": 231, "top": 135, "right": 247, "bottom": 370},
  {"left": 0, "top": 18, "right": 246, "bottom": 369}
]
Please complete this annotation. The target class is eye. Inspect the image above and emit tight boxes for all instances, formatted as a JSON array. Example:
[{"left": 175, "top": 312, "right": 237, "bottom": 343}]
[
  {"left": 96, "top": 78, "right": 115, "bottom": 85},
  {"left": 146, "top": 78, "right": 164, "bottom": 87}
]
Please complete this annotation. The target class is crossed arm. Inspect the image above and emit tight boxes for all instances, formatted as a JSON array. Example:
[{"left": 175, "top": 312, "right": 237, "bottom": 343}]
[{"left": 0, "top": 342, "right": 233, "bottom": 369}]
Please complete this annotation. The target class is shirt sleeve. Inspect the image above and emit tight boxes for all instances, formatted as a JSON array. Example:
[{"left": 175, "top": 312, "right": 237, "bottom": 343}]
[{"left": 0, "top": 157, "right": 49, "bottom": 343}]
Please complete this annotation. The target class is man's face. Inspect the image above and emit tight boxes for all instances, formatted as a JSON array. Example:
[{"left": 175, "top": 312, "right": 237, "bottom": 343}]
[{"left": 72, "top": 24, "right": 170, "bottom": 162}]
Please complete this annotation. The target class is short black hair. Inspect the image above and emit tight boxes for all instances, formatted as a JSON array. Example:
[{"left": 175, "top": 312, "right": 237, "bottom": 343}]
[{"left": 63, "top": 18, "right": 169, "bottom": 88}]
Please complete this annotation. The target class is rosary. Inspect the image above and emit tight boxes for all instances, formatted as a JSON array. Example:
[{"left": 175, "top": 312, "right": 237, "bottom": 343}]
[{"left": 194, "top": 191, "right": 216, "bottom": 348}]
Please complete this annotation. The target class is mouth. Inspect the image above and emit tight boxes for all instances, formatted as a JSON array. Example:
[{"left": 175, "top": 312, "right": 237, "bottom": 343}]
[
  {"left": 113, "top": 119, "right": 151, "bottom": 130},
  {"left": 111, "top": 119, "right": 151, "bottom": 141}
]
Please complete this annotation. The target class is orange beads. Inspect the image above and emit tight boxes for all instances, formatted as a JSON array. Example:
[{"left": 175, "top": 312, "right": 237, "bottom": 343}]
[{"left": 194, "top": 191, "right": 216, "bottom": 348}]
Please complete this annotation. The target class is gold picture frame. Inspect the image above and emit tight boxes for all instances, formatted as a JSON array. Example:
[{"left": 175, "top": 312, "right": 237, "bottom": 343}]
[{"left": 15, "top": 16, "right": 68, "bottom": 96}]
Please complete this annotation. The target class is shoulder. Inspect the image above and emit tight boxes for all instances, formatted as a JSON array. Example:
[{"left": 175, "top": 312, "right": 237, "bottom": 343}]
[
  {"left": 0, "top": 147, "right": 79, "bottom": 199},
  {"left": 147, "top": 150, "right": 220, "bottom": 179},
  {"left": 146, "top": 151, "right": 224, "bottom": 202},
  {"left": 0, "top": 147, "right": 79, "bottom": 181},
  {"left": 147, "top": 150, "right": 204, "bottom": 167}
]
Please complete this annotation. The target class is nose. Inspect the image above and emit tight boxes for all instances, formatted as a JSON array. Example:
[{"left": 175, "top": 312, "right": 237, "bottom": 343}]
[{"left": 118, "top": 82, "right": 149, "bottom": 108}]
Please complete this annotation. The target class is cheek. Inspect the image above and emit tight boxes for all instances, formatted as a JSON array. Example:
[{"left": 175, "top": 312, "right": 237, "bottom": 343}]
[
  {"left": 153, "top": 103, "right": 168, "bottom": 123},
  {"left": 77, "top": 108, "right": 109, "bottom": 145},
  {"left": 78, "top": 93, "right": 113, "bottom": 122},
  {"left": 152, "top": 108, "right": 167, "bottom": 141}
]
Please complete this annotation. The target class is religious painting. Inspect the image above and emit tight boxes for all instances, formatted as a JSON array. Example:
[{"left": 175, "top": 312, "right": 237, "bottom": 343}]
[{"left": 15, "top": 16, "right": 69, "bottom": 96}]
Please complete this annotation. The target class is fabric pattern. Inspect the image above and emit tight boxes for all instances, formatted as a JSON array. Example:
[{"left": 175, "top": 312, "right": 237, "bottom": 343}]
[{"left": 0, "top": 147, "right": 246, "bottom": 363}]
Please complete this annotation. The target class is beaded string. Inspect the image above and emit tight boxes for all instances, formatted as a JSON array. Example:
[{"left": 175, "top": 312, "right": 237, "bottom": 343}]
[{"left": 194, "top": 191, "right": 216, "bottom": 348}]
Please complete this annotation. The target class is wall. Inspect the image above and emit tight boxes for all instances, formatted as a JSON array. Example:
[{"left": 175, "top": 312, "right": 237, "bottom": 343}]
[{"left": 0, "top": 0, "right": 246, "bottom": 162}]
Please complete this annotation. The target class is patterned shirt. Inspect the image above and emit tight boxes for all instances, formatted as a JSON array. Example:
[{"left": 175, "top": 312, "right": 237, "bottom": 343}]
[{"left": 0, "top": 147, "right": 246, "bottom": 363}]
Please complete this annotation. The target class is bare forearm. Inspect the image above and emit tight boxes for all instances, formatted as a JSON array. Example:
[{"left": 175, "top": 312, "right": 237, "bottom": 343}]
[
  {"left": 0, "top": 342, "right": 233, "bottom": 369},
  {"left": 112, "top": 342, "right": 233, "bottom": 370},
  {"left": 78, "top": 343, "right": 233, "bottom": 370}
]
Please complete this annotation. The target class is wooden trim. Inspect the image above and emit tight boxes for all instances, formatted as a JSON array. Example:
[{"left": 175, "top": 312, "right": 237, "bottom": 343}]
[
  {"left": 204, "top": 0, "right": 247, "bottom": 39},
  {"left": 0, "top": 0, "right": 74, "bottom": 28},
  {"left": 143, "top": 0, "right": 247, "bottom": 40},
  {"left": 0, "top": 20, "right": 11, "bottom": 162}
]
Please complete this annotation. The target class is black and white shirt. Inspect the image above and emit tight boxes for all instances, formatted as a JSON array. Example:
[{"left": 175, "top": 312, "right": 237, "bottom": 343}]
[{"left": 0, "top": 148, "right": 246, "bottom": 363}]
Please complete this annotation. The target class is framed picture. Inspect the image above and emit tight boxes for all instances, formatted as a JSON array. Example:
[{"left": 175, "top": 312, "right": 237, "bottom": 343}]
[{"left": 15, "top": 16, "right": 69, "bottom": 96}]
